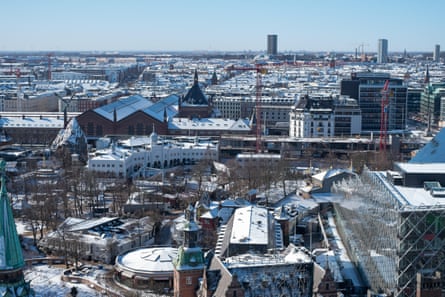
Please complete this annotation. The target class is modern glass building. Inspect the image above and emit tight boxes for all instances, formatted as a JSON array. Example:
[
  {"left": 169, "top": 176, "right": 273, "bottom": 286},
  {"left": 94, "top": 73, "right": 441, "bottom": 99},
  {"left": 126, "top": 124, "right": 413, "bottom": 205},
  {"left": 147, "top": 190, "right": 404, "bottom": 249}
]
[
  {"left": 332, "top": 164, "right": 445, "bottom": 297},
  {"left": 419, "top": 83, "right": 445, "bottom": 129},
  {"left": 340, "top": 72, "right": 407, "bottom": 133}
]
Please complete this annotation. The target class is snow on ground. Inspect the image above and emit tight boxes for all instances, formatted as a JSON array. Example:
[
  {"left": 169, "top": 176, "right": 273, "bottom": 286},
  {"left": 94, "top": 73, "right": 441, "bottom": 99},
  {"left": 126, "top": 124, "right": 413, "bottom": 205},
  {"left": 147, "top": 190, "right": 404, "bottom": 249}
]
[
  {"left": 15, "top": 219, "right": 101, "bottom": 296},
  {"left": 24, "top": 265, "right": 98, "bottom": 297}
]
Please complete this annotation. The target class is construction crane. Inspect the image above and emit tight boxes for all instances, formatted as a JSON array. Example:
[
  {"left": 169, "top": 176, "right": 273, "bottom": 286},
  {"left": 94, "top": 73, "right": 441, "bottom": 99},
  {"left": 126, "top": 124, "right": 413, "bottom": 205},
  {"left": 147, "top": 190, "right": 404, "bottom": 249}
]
[
  {"left": 15, "top": 68, "right": 23, "bottom": 112},
  {"left": 47, "top": 53, "right": 53, "bottom": 81},
  {"left": 379, "top": 80, "right": 390, "bottom": 152},
  {"left": 54, "top": 91, "right": 75, "bottom": 128},
  {"left": 225, "top": 64, "right": 267, "bottom": 153},
  {"left": 357, "top": 43, "right": 369, "bottom": 62}
]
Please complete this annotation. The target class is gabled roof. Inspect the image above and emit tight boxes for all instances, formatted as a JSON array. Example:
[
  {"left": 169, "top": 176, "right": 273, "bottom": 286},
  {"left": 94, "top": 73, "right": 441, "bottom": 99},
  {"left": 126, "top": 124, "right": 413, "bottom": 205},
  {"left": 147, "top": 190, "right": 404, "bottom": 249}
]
[
  {"left": 94, "top": 94, "right": 153, "bottom": 122},
  {"left": 0, "top": 160, "right": 25, "bottom": 271},
  {"left": 312, "top": 168, "right": 355, "bottom": 182},
  {"left": 142, "top": 94, "right": 178, "bottom": 122},
  {"left": 92, "top": 94, "right": 179, "bottom": 123}
]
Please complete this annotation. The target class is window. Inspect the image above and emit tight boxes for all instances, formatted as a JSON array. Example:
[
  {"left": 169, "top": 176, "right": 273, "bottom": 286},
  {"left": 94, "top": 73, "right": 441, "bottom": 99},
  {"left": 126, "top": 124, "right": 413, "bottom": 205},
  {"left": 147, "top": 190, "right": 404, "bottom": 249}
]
[
  {"left": 96, "top": 125, "right": 103, "bottom": 136},
  {"left": 87, "top": 122, "right": 94, "bottom": 135},
  {"left": 186, "top": 276, "right": 192, "bottom": 285},
  {"left": 136, "top": 123, "right": 143, "bottom": 135}
]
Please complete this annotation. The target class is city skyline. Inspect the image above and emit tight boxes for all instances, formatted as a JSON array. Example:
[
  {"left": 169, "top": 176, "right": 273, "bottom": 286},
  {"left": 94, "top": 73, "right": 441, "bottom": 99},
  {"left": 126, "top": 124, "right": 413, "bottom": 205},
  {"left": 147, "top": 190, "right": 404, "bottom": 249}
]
[{"left": 1, "top": 0, "right": 445, "bottom": 53}]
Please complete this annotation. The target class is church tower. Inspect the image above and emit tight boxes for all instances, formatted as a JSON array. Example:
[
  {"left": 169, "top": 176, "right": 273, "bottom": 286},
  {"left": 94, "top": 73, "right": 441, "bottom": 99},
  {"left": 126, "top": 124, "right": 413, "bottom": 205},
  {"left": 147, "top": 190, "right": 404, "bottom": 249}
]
[
  {"left": 173, "top": 204, "right": 204, "bottom": 297},
  {"left": 0, "top": 159, "right": 34, "bottom": 296},
  {"left": 177, "top": 70, "right": 213, "bottom": 119}
]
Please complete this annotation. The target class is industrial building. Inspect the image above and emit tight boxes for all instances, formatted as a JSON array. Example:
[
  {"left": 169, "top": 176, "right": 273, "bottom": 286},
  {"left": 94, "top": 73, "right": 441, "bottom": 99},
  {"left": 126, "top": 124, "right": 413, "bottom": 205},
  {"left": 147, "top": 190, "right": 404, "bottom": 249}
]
[{"left": 330, "top": 130, "right": 445, "bottom": 297}]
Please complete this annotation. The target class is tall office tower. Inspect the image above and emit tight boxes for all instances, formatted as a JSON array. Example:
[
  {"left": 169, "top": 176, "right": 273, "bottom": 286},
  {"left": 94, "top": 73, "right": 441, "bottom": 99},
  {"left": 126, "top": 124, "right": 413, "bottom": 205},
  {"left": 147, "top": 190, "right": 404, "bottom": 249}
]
[
  {"left": 340, "top": 72, "right": 407, "bottom": 132},
  {"left": 434, "top": 44, "right": 440, "bottom": 62},
  {"left": 267, "top": 34, "right": 278, "bottom": 56},
  {"left": 378, "top": 38, "right": 388, "bottom": 63}
]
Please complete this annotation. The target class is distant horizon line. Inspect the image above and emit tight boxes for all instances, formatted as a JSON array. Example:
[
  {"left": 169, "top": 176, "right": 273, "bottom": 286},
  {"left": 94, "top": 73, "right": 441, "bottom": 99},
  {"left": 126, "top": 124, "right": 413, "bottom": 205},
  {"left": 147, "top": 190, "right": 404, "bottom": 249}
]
[{"left": 0, "top": 49, "right": 437, "bottom": 55}]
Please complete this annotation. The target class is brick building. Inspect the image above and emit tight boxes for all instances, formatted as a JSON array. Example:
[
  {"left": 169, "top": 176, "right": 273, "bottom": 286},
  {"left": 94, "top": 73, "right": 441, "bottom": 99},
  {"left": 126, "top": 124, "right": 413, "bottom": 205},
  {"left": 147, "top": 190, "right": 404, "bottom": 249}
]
[{"left": 76, "top": 94, "right": 175, "bottom": 141}]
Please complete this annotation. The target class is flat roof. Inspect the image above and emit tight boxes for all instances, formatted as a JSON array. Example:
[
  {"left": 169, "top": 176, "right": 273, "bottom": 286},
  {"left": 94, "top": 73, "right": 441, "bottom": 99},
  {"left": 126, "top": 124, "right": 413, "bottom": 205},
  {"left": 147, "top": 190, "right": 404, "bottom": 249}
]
[
  {"left": 395, "top": 185, "right": 445, "bottom": 208},
  {"left": 230, "top": 206, "right": 268, "bottom": 245},
  {"left": 396, "top": 162, "right": 445, "bottom": 174}
]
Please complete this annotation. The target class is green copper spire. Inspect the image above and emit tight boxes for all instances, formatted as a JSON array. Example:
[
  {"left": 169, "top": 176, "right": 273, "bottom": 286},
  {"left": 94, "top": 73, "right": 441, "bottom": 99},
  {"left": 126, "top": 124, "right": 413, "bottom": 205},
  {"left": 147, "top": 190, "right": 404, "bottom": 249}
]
[
  {"left": 174, "top": 204, "right": 204, "bottom": 270},
  {"left": 0, "top": 159, "right": 24, "bottom": 270}
]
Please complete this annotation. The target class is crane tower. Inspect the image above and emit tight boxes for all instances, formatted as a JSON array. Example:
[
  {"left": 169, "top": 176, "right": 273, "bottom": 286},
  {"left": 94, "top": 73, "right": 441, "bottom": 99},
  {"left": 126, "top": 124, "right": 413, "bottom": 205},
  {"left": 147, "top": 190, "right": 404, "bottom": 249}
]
[
  {"left": 226, "top": 65, "right": 266, "bottom": 152},
  {"left": 379, "top": 80, "right": 390, "bottom": 152}
]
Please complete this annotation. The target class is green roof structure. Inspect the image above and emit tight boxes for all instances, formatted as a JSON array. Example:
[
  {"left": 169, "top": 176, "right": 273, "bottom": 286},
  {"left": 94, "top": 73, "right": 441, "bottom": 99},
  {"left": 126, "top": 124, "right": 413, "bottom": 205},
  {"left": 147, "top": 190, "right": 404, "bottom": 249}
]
[
  {"left": 0, "top": 159, "right": 34, "bottom": 296},
  {"left": 174, "top": 204, "right": 204, "bottom": 271},
  {"left": 0, "top": 160, "right": 24, "bottom": 271}
]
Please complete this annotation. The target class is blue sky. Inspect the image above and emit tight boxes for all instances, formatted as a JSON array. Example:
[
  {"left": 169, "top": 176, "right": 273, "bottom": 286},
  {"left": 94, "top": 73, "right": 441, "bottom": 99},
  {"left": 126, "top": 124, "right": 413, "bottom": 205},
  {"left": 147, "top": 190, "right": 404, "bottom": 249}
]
[{"left": 1, "top": 0, "right": 444, "bottom": 53}]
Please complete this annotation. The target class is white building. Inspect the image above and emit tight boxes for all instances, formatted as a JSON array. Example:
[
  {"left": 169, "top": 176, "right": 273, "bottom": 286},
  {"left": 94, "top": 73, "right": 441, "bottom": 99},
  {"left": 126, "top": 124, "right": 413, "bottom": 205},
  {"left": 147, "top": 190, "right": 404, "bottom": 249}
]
[
  {"left": 87, "top": 133, "right": 219, "bottom": 179},
  {"left": 289, "top": 94, "right": 361, "bottom": 138}
]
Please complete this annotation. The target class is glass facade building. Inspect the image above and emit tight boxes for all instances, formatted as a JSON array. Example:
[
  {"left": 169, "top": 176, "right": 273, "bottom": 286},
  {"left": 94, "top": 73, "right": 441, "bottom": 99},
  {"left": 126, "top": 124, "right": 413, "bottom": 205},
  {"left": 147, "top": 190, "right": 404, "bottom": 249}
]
[{"left": 332, "top": 168, "right": 445, "bottom": 296}]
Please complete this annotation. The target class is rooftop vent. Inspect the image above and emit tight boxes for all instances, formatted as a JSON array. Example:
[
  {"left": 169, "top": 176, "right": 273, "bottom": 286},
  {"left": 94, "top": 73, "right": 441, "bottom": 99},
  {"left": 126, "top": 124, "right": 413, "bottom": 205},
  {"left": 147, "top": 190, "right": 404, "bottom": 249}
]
[
  {"left": 424, "top": 181, "right": 441, "bottom": 191},
  {"left": 430, "top": 187, "right": 445, "bottom": 198}
]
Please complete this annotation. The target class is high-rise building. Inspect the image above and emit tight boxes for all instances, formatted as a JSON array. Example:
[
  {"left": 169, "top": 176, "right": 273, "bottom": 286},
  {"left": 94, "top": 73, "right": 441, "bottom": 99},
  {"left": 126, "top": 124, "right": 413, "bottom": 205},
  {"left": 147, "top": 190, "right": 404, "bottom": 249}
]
[
  {"left": 340, "top": 72, "right": 407, "bottom": 133},
  {"left": 434, "top": 44, "right": 440, "bottom": 63},
  {"left": 378, "top": 38, "right": 388, "bottom": 63},
  {"left": 267, "top": 34, "right": 278, "bottom": 56}
]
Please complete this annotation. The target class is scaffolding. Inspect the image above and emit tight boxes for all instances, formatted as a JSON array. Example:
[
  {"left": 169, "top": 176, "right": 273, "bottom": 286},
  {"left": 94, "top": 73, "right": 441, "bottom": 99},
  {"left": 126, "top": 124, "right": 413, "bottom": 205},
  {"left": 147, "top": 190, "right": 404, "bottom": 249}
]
[{"left": 331, "top": 168, "right": 445, "bottom": 297}]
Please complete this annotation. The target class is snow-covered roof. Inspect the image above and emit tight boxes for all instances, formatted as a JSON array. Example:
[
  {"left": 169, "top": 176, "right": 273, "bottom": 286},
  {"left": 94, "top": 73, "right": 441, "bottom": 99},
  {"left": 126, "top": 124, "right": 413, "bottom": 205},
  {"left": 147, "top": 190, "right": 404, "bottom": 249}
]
[
  {"left": 94, "top": 94, "right": 152, "bottom": 121},
  {"left": 410, "top": 127, "right": 445, "bottom": 163},
  {"left": 0, "top": 114, "right": 64, "bottom": 128},
  {"left": 169, "top": 117, "right": 250, "bottom": 132},
  {"left": 230, "top": 206, "right": 268, "bottom": 245},
  {"left": 64, "top": 217, "right": 120, "bottom": 232},
  {"left": 141, "top": 94, "right": 178, "bottom": 121},
  {"left": 396, "top": 162, "right": 445, "bottom": 174},
  {"left": 312, "top": 168, "right": 354, "bottom": 181},
  {"left": 116, "top": 247, "right": 178, "bottom": 276},
  {"left": 395, "top": 185, "right": 445, "bottom": 207},
  {"left": 51, "top": 118, "right": 86, "bottom": 150}
]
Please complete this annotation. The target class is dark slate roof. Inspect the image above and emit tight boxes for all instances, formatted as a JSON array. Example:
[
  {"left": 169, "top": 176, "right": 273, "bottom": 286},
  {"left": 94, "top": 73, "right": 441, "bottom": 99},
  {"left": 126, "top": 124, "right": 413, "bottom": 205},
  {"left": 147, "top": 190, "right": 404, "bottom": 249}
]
[{"left": 182, "top": 70, "right": 208, "bottom": 105}]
